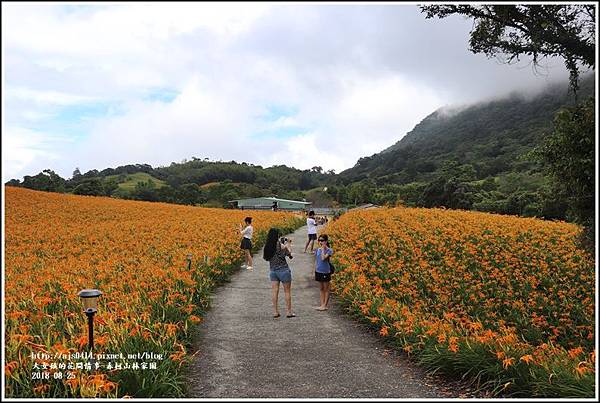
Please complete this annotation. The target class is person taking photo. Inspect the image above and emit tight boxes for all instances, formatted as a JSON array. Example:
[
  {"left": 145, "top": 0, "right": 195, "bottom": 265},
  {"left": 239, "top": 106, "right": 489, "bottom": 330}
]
[{"left": 263, "top": 228, "right": 296, "bottom": 318}]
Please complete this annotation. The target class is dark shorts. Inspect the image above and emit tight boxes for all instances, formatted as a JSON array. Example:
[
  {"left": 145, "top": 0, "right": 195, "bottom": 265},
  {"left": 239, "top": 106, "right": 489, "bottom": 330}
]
[
  {"left": 315, "top": 271, "right": 331, "bottom": 282},
  {"left": 308, "top": 233, "right": 317, "bottom": 240},
  {"left": 240, "top": 237, "right": 252, "bottom": 250}
]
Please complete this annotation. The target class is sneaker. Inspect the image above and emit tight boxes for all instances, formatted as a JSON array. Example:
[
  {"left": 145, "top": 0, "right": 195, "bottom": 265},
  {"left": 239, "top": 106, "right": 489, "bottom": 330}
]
[
  {"left": 241, "top": 264, "right": 247, "bottom": 269},
  {"left": 246, "top": 266, "right": 253, "bottom": 270}
]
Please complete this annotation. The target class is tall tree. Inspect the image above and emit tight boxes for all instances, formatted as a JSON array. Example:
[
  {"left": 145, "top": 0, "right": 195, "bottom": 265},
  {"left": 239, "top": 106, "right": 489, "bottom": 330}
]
[
  {"left": 534, "top": 97, "right": 595, "bottom": 248},
  {"left": 420, "top": 4, "right": 595, "bottom": 93}
]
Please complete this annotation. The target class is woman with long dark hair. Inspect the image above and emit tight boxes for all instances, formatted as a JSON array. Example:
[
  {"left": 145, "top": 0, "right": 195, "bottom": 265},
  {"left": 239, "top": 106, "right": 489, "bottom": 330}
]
[
  {"left": 314, "top": 234, "right": 334, "bottom": 311},
  {"left": 263, "top": 227, "right": 295, "bottom": 318}
]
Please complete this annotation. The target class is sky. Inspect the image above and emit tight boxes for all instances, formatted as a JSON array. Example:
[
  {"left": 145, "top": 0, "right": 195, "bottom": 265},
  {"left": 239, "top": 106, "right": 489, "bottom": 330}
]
[{"left": 2, "top": 2, "right": 575, "bottom": 182}]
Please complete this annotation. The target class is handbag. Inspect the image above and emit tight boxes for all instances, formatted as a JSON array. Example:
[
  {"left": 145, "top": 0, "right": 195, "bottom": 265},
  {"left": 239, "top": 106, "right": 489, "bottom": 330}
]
[{"left": 326, "top": 256, "right": 335, "bottom": 274}]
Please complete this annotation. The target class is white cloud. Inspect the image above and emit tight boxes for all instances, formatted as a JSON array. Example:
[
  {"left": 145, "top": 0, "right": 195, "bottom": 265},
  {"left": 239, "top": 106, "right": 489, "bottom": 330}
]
[
  {"left": 71, "top": 77, "right": 257, "bottom": 172},
  {"left": 5, "top": 86, "right": 99, "bottom": 106},
  {"left": 269, "top": 116, "right": 300, "bottom": 129},
  {"left": 2, "top": 3, "right": 574, "bottom": 181},
  {"left": 3, "top": 3, "right": 270, "bottom": 56},
  {"left": 263, "top": 132, "right": 347, "bottom": 173},
  {"left": 2, "top": 127, "right": 73, "bottom": 182},
  {"left": 20, "top": 110, "right": 56, "bottom": 121}
]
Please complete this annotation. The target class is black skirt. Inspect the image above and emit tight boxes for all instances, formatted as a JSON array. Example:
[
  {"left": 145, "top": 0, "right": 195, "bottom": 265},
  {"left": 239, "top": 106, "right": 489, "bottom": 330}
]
[
  {"left": 240, "top": 237, "right": 252, "bottom": 250},
  {"left": 315, "top": 271, "right": 331, "bottom": 282}
]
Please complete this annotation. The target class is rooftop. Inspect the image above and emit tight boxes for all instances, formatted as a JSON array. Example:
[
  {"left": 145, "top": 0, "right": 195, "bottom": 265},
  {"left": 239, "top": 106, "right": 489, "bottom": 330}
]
[{"left": 229, "top": 197, "right": 312, "bottom": 205}]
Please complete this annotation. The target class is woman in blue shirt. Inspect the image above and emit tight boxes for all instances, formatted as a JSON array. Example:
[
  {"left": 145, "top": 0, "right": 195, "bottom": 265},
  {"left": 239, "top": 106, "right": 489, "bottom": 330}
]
[{"left": 314, "top": 234, "right": 333, "bottom": 311}]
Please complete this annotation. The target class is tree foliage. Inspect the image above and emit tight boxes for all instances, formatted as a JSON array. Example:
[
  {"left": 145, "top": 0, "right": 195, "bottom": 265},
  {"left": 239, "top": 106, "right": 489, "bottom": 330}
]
[
  {"left": 533, "top": 96, "right": 595, "bottom": 248},
  {"left": 72, "top": 178, "right": 105, "bottom": 196},
  {"left": 420, "top": 4, "right": 595, "bottom": 94},
  {"left": 21, "top": 170, "right": 66, "bottom": 193}
]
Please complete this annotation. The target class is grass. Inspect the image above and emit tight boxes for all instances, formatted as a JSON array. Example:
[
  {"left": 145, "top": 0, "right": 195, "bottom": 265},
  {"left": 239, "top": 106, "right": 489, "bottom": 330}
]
[{"left": 105, "top": 173, "right": 167, "bottom": 191}]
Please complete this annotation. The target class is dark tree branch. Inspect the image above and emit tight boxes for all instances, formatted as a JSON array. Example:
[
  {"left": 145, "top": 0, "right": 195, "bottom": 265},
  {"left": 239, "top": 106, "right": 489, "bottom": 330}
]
[{"left": 420, "top": 4, "right": 596, "bottom": 93}]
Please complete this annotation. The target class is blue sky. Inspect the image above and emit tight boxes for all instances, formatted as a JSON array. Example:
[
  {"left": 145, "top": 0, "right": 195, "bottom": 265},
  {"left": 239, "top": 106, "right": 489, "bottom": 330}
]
[{"left": 2, "top": 3, "right": 573, "bottom": 182}]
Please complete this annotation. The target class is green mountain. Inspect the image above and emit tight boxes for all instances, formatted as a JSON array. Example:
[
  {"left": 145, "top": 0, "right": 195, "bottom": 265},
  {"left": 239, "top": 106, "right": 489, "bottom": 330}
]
[
  {"left": 338, "top": 74, "right": 594, "bottom": 185},
  {"left": 317, "top": 74, "right": 595, "bottom": 218}
]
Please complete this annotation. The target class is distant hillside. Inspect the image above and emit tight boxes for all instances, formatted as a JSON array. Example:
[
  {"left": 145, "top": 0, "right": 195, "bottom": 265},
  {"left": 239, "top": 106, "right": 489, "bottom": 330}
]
[
  {"left": 106, "top": 172, "right": 167, "bottom": 190},
  {"left": 6, "top": 160, "right": 334, "bottom": 208},
  {"left": 339, "top": 74, "right": 594, "bottom": 185}
]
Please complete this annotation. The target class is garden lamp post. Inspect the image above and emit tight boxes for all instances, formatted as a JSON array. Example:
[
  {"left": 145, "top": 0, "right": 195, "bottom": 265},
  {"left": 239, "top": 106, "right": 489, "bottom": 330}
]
[
  {"left": 78, "top": 289, "right": 102, "bottom": 351},
  {"left": 186, "top": 254, "right": 193, "bottom": 270}
]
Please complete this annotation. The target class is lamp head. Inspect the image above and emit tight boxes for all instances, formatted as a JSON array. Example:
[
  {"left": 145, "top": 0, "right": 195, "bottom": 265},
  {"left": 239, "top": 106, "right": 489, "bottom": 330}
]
[{"left": 78, "top": 289, "right": 102, "bottom": 313}]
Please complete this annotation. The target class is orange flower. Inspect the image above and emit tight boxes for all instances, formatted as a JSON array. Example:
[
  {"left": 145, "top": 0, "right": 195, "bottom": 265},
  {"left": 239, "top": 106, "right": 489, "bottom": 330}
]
[
  {"left": 65, "top": 377, "right": 80, "bottom": 389},
  {"left": 519, "top": 355, "right": 534, "bottom": 364},
  {"left": 33, "top": 384, "right": 49, "bottom": 395},
  {"left": 102, "top": 381, "right": 117, "bottom": 393},
  {"left": 189, "top": 315, "right": 202, "bottom": 324},
  {"left": 5, "top": 361, "right": 18, "bottom": 377},
  {"left": 568, "top": 347, "right": 584, "bottom": 359},
  {"left": 502, "top": 357, "right": 515, "bottom": 369},
  {"left": 165, "top": 323, "right": 178, "bottom": 337},
  {"left": 575, "top": 364, "right": 592, "bottom": 376},
  {"left": 169, "top": 351, "right": 186, "bottom": 361},
  {"left": 76, "top": 336, "right": 88, "bottom": 349}
]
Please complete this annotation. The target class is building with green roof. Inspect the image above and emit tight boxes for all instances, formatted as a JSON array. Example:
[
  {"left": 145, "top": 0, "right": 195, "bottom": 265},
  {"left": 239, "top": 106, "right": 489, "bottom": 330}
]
[{"left": 229, "top": 197, "right": 312, "bottom": 211}]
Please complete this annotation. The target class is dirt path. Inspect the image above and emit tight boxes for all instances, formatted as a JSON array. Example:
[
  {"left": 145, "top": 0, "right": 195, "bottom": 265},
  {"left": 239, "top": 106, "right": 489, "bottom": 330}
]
[{"left": 184, "top": 225, "right": 456, "bottom": 398}]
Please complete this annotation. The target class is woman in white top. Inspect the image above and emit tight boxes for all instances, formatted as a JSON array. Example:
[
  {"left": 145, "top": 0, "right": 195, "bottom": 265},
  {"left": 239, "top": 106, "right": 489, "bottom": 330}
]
[
  {"left": 303, "top": 210, "right": 318, "bottom": 253},
  {"left": 239, "top": 217, "right": 254, "bottom": 270}
]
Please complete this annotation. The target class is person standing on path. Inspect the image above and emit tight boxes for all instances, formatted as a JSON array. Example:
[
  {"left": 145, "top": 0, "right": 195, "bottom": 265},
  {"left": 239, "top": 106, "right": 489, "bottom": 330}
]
[
  {"left": 263, "top": 228, "right": 296, "bottom": 318},
  {"left": 303, "top": 210, "right": 318, "bottom": 253},
  {"left": 239, "top": 217, "right": 253, "bottom": 270},
  {"left": 314, "top": 234, "right": 334, "bottom": 311}
]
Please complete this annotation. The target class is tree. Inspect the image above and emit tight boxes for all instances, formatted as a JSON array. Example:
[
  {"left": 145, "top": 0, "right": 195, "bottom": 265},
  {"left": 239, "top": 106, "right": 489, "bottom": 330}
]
[
  {"left": 72, "top": 167, "right": 82, "bottom": 180},
  {"left": 103, "top": 178, "right": 119, "bottom": 196},
  {"left": 177, "top": 183, "right": 205, "bottom": 205},
  {"left": 72, "top": 178, "right": 104, "bottom": 196},
  {"left": 420, "top": 5, "right": 595, "bottom": 94},
  {"left": 533, "top": 97, "right": 595, "bottom": 247},
  {"left": 21, "top": 169, "right": 66, "bottom": 192},
  {"left": 5, "top": 179, "right": 21, "bottom": 187},
  {"left": 131, "top": 180, "right": 158, "bottom": 202},
  {"left": 298, "top": 171, "right": 315, "bottom": 190}
]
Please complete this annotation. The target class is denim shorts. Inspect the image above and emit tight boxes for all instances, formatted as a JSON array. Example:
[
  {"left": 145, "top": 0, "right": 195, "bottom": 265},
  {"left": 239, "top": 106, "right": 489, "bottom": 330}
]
[{"left": 270, "top": 268, "right": 292, "bottom": 283}]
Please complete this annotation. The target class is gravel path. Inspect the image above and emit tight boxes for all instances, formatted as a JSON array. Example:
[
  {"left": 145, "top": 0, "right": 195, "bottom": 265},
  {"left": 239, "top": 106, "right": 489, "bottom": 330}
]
[{"left": 184, "top": 225, "right": 459, "bottom": 398}]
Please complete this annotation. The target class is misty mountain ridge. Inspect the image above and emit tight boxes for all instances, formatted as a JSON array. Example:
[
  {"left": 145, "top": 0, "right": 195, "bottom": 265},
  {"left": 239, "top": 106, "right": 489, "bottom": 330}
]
[{"left": 339, "top": 73, "right": 594, "bottom": 183}]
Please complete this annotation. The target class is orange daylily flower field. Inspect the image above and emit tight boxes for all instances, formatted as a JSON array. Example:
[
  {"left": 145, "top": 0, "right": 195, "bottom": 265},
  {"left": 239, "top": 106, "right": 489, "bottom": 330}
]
[
  {"left": 4, "top": 187, "right": 304, "bottom": 397},
  {"left": 4, "top": 187, "right": 595, "bottom": 397},
  {"left": 324, "top": 207, "right": 595, "bottom": 397}
]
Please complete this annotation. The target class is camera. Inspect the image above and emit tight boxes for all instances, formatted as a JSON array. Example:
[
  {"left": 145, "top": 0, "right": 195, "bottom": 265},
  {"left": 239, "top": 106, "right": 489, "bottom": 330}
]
[{"left": 280, "top": 237, "right": 293, "bottom": 258}]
